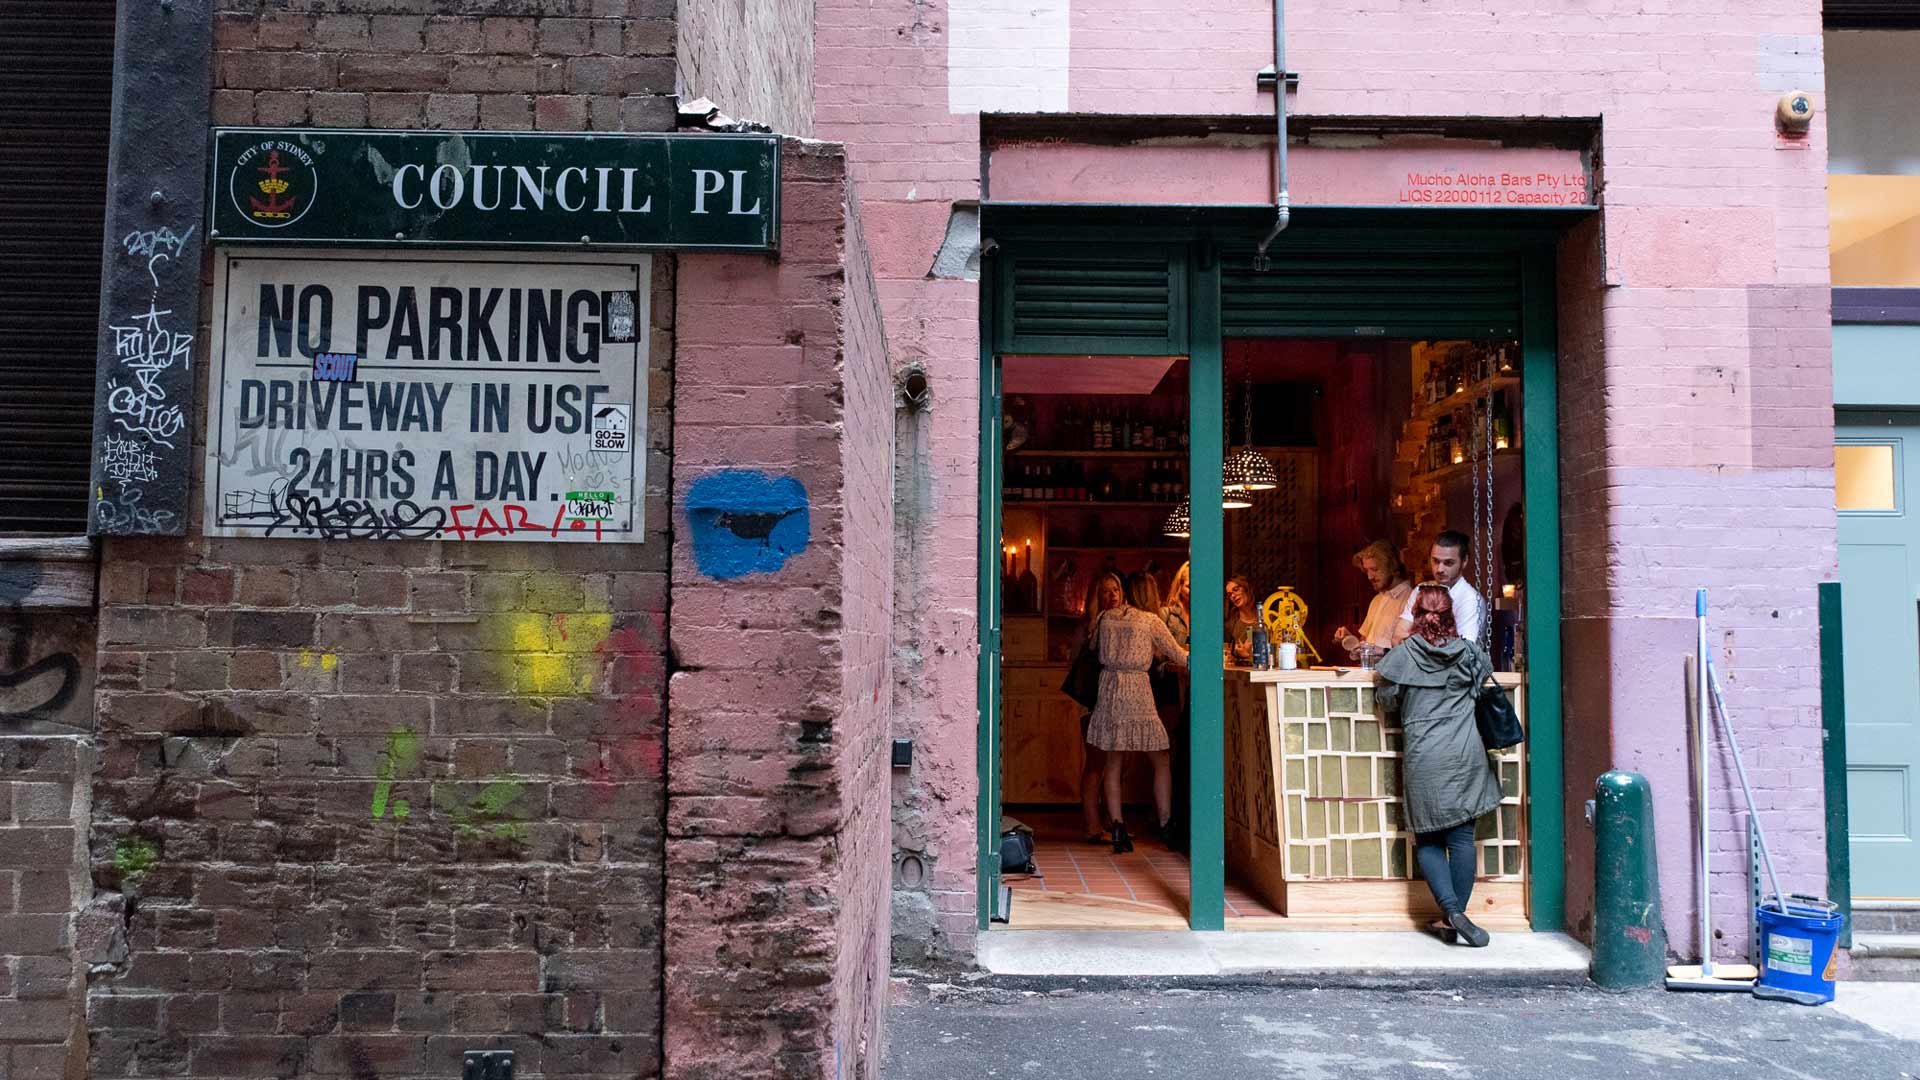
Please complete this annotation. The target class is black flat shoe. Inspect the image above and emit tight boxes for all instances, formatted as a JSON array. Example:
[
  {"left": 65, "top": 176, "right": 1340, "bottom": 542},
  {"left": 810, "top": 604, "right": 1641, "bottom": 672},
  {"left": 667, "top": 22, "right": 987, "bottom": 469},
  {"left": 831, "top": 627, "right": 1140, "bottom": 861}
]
[
  {"left": 1427, "top": 919, "right": 1456, "bottom": 944},
  {"left": 1111, "top": 820, "right": 1134, "bottom": 854},
  {"left": 1447, "top": 912, "right": 1490, "bottom": 948}
]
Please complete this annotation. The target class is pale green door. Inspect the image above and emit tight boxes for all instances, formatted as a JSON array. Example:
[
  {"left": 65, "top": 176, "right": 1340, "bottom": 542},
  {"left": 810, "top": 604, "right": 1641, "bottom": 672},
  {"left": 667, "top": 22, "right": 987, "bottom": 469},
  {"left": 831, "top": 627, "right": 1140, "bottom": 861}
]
[{"left": 1837, "top": 410, "right": 1920, "bottom": 898}]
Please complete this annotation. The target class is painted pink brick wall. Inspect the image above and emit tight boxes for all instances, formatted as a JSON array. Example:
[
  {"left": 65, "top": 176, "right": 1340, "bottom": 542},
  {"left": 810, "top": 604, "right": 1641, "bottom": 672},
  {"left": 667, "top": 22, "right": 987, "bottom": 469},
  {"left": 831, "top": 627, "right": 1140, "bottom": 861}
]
[
  {"left": 817, "top": 0, "right": 1833, "bottom": 964},
  {"left": 666, "top": 139, "right": 892, "bottom": 1080},
  {"left": 832, "top": 179, "right": 896, "bottom": 1080}
]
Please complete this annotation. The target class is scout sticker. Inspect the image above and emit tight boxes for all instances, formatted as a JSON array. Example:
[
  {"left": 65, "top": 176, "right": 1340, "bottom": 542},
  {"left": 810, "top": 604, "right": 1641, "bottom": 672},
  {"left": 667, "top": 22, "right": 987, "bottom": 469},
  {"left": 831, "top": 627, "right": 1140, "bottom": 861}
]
[
  {"left": 591, "top": 403, "right": 630, "bottom": 452},
  {"left": 311, "top": 351, "right": 358, "bottom": 382}
]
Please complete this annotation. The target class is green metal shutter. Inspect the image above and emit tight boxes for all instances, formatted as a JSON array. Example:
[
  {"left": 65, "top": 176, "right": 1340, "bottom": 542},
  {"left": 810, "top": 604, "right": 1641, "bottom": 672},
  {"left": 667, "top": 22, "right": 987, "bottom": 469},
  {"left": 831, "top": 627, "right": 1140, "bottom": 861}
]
[
  {"left": 993, "top": 242, "right": 1523, "bottom": 353},
  {"left": 0, "top": 0, "right": 114, "bottom": 534},
  {"left": 1222, "top": 248, "right": 1524, "bottom": 339},
  {"left": 995, "top": 245, "right": 1189, "bottom": 356}
]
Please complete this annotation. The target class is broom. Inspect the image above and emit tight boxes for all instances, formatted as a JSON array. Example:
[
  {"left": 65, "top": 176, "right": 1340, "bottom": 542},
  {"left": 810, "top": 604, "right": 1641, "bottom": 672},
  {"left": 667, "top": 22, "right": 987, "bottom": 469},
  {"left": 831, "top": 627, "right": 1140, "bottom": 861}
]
[{"left": 1666, "top": 590, "right": 1758, "bottom": 991}]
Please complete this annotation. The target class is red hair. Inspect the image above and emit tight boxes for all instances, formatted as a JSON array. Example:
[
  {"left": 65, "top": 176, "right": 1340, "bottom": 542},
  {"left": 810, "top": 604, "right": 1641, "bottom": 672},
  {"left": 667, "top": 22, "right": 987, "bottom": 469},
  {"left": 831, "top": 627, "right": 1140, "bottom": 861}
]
[{"left": 1411, "top": 584, "right": 1457, "bottom": 645}]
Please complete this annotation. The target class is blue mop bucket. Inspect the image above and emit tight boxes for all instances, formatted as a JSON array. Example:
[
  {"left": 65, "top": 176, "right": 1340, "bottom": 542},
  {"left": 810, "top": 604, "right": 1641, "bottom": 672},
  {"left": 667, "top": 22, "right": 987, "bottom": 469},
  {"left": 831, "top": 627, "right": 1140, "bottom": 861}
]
[{"left": 1754, "top": 896, "right": 1844, "bottom": 1005}]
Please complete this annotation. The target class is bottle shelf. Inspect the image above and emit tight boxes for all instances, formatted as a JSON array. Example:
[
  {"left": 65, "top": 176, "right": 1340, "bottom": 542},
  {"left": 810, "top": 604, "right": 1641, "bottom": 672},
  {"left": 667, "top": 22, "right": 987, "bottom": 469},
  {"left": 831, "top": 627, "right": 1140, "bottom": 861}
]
[
  {"left": 1411, "top": 447, "right": 1522, "bottom": 487},
  {"left": 1049, "top": 545, "right": 1189, "bottom": 554},
  {"left": 1004, "top": 500, "right": 1179, "bottom": 509},
  {"left": 1007, "top": 449, "right": 1184, "bottom": 459},
  {"left": 1418, "top": 375, "right": 1519, "bottom": 421}
]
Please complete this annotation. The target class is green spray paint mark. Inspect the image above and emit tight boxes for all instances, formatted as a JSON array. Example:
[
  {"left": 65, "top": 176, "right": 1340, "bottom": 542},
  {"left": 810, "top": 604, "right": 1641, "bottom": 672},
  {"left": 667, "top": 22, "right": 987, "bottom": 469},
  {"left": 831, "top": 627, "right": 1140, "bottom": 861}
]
[
  {"left": 371, "top": 729, "right": 420, "bottom": 820},
  {"left": 440, "top": 779, "right": 530, "bottom": 844},
  {"left": 113, "top": 838, "right": 159, "bottom": 885}
]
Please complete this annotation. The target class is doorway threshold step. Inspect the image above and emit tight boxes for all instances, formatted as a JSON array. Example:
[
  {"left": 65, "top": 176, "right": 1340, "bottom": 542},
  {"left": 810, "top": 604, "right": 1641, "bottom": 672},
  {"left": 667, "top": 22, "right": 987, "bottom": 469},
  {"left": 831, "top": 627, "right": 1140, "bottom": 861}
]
[{"left": 976, "top": 930, "right": 1591, "bottom": 983}]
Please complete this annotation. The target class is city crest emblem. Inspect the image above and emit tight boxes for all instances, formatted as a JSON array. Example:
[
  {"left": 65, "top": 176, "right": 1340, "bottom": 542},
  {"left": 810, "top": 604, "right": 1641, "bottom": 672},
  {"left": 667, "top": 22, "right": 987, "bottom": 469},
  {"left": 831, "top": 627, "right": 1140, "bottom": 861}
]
[{"left": 227, "top": 139, "right": 318, "bottom": 229}]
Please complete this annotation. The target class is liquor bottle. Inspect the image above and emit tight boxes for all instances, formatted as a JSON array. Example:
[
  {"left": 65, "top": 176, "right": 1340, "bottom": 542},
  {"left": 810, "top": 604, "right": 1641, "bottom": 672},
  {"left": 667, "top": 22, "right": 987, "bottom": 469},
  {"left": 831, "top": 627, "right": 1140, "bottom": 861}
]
[
  {"left": 1095, "top": 406, "right": 1109, "bottom": 450},
  {"left": 1018, "top": 546, "right": 1039, "bottom": 614}
]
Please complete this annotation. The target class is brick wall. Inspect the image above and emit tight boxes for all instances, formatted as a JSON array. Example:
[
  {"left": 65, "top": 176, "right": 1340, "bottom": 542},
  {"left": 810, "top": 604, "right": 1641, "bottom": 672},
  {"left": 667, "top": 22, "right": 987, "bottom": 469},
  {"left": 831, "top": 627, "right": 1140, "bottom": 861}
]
[
  {"left": 815, "top": 0, "right": 982, "bottom": 965},
  {"left": 85, "top": 6, "right": 682, "bottom": 1075},
  {"left": 665, "top": 139, "right": 892, "bottom": 1080},
  {"left": 817, "top": 0, "right": 1835, "bottom": 962},
  {"left": 3, "top": 541, "right": 100, "bottom": 1080},
  {"left": 675, "top": 0, "right": 814, "bottom": 135},
  {"left": 210, "top": 1, "right": 675, "bottom": 133},
  {"left": 828, "top": 179, "right": 893, "bottom": 1080},
  {"left": 85, "top": 252, "right": 675, "bottom": 1080},
  {"left": 0, "top": 736, "right": 91, "bottom": 1080}
]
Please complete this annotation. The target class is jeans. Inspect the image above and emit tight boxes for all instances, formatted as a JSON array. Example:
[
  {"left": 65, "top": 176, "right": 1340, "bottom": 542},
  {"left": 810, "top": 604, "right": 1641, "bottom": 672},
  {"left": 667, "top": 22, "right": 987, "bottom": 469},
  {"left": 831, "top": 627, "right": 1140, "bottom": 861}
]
[{"left": 1415, "top": 822, "right": 1478, "bottom": 917}]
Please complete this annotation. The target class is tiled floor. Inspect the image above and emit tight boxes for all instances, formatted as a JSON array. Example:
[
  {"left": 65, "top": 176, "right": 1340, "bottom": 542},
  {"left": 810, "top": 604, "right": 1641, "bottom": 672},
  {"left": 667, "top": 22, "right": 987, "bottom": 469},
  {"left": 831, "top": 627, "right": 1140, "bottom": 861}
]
[{"left": 1004, "top": 809, "right": 1279, "bottom": 923}]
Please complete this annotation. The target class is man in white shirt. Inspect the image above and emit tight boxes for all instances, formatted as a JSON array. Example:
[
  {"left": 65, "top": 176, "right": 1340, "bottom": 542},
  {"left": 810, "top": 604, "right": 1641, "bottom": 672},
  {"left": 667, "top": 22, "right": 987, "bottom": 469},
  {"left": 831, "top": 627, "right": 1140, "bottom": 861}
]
[
  {"left": 1334, "top": 539, "right": 1413, "bottom": 661},
  {"left": 1392, "top": 529, "right": 1485, "bottom": 646}
]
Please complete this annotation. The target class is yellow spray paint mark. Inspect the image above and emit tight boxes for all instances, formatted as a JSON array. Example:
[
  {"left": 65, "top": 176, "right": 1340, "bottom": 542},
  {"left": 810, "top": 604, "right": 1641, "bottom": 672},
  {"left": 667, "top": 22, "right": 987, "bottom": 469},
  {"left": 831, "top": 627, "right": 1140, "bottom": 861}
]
[
  {"left": 493, "top": 611, "right": 612, "bottom": 696},
  {"left": 296, "top": 649, "right": 340, "bottom": 672}
]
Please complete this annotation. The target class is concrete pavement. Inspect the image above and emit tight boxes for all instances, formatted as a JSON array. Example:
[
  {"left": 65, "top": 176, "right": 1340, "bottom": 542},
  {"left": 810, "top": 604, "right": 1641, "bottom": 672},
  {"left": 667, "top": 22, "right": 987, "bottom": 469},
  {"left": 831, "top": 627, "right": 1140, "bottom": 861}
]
[
  {"left": 975, "top": 930, "right": 1591, "bottom": 979},
  {"left": 883, "top": 979, "right": 1919, "bottom": 1078}
]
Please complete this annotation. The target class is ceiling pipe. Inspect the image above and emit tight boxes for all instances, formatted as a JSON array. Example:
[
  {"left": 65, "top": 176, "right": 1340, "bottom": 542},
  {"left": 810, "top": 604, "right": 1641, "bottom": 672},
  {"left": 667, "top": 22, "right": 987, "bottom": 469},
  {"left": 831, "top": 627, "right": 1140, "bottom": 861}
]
[{"left": 1253, "top": 0, "right": 1290, "bottom": 271}]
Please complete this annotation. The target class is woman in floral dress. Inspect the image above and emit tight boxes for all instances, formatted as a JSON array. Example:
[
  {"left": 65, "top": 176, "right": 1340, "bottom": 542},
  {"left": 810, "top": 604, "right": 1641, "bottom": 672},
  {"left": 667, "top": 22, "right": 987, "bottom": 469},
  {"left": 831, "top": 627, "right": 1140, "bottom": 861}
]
[{"left": 1089, "top": 571, "right": 1190, "bottom": 852}]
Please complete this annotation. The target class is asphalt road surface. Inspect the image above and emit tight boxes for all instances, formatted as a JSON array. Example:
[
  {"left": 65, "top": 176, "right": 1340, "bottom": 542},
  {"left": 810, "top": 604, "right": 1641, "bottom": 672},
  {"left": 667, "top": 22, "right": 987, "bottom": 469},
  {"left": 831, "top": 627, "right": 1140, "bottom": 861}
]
[{"left": 883, "top": 979, "right": 1919, "bottom": 1079}]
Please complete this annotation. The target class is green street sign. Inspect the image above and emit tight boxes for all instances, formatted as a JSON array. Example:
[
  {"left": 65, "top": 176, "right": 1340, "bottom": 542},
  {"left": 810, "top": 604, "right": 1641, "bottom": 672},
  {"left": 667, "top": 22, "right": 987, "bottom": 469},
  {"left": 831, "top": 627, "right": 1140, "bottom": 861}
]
[{"left": 209, "top": 128, "right": 779, "bottom": 252}]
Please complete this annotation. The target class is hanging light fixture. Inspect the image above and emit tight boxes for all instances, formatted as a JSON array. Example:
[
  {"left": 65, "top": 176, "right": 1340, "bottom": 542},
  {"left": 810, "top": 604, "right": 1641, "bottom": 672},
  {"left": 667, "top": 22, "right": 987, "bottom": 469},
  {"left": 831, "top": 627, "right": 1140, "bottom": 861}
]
[
  {"left": 1223, "top": 348, "right": 1279, "bottom": 495},
  {"left": 1161, "top": 495, "right": 1191, "bottom": 539}
]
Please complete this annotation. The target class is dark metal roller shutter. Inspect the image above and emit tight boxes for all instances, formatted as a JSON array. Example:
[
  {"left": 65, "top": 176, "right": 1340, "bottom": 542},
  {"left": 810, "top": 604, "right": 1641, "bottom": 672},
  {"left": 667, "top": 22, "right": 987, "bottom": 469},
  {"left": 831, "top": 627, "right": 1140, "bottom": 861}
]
[
  {"left": 0, "top": 0, "right": 115, "bottom": 535},
  {"left": 1221, "top": 248, "right": 1523, "bottom": 339}
]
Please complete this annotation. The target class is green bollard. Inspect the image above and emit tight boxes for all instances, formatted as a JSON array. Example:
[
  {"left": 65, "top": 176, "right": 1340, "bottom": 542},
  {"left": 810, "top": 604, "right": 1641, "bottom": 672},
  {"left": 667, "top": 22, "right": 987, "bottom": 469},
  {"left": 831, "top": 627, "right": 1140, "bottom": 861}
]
[{"left": 1591, "top": 770, "right": 1668, "bottom": 988}]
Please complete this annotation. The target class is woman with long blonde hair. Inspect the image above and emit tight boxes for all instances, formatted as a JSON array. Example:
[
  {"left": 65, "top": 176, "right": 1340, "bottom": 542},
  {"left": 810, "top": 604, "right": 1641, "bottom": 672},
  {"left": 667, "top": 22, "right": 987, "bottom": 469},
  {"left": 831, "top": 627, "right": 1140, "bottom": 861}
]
[
  {"left": 1086, "top": 570, "right": 1188, "bottom": 852},
  {"left": 1075, "top": 571, "right": 1126, "bottom": 842}
]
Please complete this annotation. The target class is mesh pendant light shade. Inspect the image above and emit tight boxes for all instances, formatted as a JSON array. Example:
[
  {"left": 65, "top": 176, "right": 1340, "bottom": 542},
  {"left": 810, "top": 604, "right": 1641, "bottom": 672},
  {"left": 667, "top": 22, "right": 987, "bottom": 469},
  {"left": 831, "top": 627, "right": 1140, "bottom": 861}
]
[
  {"left": 1162, "top": 496, "right": 1191, "bottom": 539},
  {"left": 1222, "top": 485, "right": 1253, "bottom": 510},
  {"left": 1222, "top": 447, "right": 1278, "bottom": 493}
]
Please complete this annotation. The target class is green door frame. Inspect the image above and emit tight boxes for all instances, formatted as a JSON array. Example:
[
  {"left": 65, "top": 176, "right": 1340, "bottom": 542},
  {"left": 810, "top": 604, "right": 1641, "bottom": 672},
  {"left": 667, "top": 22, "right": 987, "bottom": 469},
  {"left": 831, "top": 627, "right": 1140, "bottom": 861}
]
[
  {"left": 976, "top": 259, "right": 1004, "bottom": 927},
  {"left": 976, "top": 211, "right": 1573, "bottom": 932}
]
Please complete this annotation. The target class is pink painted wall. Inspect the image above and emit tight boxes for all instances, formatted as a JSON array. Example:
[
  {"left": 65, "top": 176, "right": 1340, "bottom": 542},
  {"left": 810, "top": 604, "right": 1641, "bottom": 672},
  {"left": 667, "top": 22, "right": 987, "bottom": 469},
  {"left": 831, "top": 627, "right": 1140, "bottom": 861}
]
[
  {"left": 666, "top": 139, "right": 893, "bottom": 1079},
  {"left": 815, "top": 0, "right": 1833, "bottom": 964}
]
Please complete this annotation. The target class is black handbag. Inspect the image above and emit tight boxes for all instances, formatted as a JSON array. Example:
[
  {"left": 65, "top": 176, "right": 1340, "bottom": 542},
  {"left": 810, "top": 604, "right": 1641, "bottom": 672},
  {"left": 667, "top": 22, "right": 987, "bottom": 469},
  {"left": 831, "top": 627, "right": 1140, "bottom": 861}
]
[
  {"left": 1061, "top": 638, "right": 1101, "bottom": 710},
  {"left": 999, "top": 821, "right": 1037, "bottom": 875},
  {"left": 1475, "top": 677, "right": 1524, "bottom": 750}
]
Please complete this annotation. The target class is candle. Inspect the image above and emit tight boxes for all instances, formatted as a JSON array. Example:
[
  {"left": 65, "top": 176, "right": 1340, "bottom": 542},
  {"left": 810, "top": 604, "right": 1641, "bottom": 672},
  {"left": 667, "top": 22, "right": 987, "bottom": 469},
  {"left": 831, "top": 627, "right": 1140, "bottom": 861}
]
[{"left": 1502, "top": 584, "right": 1516, "bottom": 599}]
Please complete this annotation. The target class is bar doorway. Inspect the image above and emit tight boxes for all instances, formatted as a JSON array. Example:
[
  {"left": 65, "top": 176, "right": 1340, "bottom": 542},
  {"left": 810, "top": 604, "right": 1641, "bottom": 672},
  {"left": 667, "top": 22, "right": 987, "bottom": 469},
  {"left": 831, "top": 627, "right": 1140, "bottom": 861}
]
[{"left": 976, "top": 227, "right": 1565, "bottom": 936}]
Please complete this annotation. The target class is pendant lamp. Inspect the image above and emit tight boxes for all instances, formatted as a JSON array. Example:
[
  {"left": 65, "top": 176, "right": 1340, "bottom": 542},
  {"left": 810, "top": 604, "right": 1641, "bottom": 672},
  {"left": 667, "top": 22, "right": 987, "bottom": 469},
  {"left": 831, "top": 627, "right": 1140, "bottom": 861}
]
[
  {"left": 1223, "top": 352, "right": 1279, "bottom": 494},
  {"left": 1161, "top": 495, "right": 1191, "bottom": 539}
]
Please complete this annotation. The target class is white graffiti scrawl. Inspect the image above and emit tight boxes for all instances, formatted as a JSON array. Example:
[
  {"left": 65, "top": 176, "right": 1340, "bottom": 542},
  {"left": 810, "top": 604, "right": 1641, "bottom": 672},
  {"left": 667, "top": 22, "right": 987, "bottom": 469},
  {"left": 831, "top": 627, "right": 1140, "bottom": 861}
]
[
  {"left": 100, "top": 435, "right": 159, "bottom": 484},
  {"left": 106, "top": 303, "right": 192, "bottom": 448}
]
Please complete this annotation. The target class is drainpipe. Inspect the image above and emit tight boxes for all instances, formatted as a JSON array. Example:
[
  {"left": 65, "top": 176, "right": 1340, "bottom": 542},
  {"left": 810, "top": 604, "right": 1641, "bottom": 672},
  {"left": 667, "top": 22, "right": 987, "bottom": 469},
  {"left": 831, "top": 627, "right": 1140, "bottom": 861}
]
[{"left": 1253, "top": 0, "right": 1289, "bottom": 271}]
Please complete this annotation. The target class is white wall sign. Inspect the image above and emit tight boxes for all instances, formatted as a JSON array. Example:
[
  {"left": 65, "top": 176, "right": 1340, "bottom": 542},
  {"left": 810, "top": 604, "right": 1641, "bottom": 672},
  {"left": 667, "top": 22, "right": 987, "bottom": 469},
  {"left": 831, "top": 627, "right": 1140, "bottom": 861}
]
[{"left": 204, "top": 250, "right": 649, "bottom": 542}]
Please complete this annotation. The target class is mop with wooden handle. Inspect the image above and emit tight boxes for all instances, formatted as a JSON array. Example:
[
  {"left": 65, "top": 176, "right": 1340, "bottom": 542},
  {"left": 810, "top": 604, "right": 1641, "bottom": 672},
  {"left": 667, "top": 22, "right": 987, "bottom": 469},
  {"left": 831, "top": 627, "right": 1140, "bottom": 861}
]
[{"left": 1666, "top": 589, "right": 1759, "bottom": 991}]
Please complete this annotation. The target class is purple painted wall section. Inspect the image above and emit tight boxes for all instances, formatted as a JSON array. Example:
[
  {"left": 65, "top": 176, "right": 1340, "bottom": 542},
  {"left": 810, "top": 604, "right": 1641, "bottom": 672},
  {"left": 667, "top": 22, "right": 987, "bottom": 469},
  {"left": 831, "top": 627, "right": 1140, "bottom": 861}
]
[{"left": 818, "top": 0, "right": 1834, "bottom": 964}]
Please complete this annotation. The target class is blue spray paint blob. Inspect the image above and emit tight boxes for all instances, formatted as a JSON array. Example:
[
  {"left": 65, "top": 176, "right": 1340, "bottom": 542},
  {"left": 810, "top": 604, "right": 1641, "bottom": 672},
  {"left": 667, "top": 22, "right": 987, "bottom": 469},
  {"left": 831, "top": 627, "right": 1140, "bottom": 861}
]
[{"left": 686, "top": 470, "right": 811, "bottom": 580}]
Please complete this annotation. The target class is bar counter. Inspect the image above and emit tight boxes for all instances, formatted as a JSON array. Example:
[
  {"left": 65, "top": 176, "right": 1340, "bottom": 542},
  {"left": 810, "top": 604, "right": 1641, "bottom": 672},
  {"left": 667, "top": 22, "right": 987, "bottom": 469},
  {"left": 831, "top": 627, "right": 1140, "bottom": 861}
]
[{"left": 1225, "top": 666, "right": 1530, "bottom": 926}]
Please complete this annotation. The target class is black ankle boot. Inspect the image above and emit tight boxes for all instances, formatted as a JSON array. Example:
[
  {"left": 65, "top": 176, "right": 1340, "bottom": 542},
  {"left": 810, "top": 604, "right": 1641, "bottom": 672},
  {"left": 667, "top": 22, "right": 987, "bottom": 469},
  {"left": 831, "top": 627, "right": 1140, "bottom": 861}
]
[
  {"left": 1447, "top": 911, "right": 1490, "bottom": 948},
  {"left": 1111, "top": 820, "right": 1133, "bottom": 854}
]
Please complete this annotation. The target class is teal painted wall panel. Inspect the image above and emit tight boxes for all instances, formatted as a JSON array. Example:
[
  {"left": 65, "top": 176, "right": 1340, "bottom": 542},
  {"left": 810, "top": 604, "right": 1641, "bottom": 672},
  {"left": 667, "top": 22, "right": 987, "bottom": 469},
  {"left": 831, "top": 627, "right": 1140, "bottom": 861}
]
[{"left": 1834, "top": 324, "right": 1920, "bottom": 407}]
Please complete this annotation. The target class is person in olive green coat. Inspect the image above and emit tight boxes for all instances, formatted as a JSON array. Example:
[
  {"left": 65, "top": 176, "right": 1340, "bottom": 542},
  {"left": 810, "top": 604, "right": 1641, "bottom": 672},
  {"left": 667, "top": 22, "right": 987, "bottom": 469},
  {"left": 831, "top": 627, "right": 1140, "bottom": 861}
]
[{"left": 1376, "top": 583, "right": 1502, "bottom": 947}]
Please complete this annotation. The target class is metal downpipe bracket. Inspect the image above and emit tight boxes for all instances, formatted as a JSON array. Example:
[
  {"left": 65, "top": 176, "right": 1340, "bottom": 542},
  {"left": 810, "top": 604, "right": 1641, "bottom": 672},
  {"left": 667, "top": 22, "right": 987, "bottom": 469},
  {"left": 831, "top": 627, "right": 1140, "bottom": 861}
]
[{"left": 1253, "top": 0, "right": 1290, "bottom": 271}]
